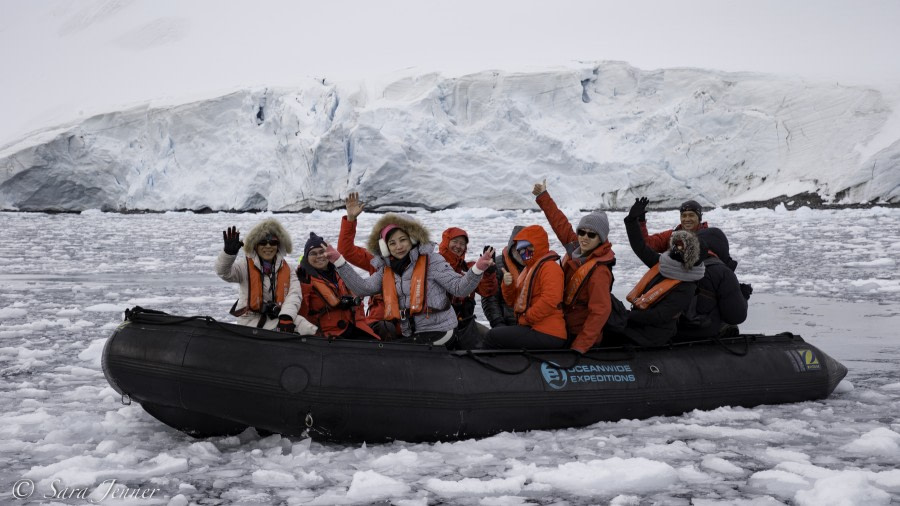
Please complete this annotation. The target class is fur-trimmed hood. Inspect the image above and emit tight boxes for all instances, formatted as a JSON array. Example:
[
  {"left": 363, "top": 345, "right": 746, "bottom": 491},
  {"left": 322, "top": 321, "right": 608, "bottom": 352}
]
[
  {"left": 668, "top": 230, "right": 700, "bottom": 268},
  {"left": 366, "top": 213, "right": 431, "bottom": 257},
  {"left": 243, "top": 218, "right": 293, "bottom": 255}
]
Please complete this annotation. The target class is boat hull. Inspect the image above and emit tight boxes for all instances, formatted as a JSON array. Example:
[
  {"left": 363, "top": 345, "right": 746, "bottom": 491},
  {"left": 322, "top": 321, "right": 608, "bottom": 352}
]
[{"left": 102, "top": 310, "right": 848, "bottom": 443}]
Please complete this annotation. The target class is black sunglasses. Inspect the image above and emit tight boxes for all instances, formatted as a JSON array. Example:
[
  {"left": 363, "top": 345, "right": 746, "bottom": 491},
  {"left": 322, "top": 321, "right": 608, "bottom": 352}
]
[
  {"left": 258, "top": 240, "right": 280, "bottom": 247},
  {"left": 576, "top": 229, "right": 598, "bottom": 239}
]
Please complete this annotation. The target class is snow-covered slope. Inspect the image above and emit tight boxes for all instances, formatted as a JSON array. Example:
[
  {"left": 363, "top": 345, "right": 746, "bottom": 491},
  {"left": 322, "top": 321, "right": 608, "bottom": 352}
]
[{"left": 1, "top": 62, "right": 898, "bottom": 212}]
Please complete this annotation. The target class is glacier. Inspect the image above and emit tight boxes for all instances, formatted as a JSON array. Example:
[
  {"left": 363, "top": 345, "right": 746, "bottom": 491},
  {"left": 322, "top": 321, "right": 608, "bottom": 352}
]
[{"left": 1, "top": 61, "right": 898, "bottom": 212}]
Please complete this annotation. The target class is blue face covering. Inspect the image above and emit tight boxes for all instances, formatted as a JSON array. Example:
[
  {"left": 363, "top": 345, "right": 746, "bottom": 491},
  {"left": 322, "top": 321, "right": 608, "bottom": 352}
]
[{"left": 516, "top": 240, "right": 534, "bottom": 261}]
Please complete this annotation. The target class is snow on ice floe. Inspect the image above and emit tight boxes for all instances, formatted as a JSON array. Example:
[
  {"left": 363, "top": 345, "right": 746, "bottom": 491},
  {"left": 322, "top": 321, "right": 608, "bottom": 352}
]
[
  {"left": 795, "top": 471, "right": 894, "bottom": 506},
  {"left": 77, "top": 339, "right": 107, "bottom": 367},
  {"left": 84, "top": 303, "right": 126, "bottom": 312},
  {"left": 0, "top": 306, "right": 28, "bottom": 319},
  {"left": 840, "top": 428, "right": 900, "bottom": 457},
  {"left": 509, "top": 457, "right": 680, "bottom": 497}
]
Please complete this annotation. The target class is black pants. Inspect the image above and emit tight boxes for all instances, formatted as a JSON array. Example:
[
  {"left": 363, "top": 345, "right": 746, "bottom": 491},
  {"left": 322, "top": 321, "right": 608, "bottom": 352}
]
[{"left": 483, "top": 325, "right": 567, "bottom": 350}]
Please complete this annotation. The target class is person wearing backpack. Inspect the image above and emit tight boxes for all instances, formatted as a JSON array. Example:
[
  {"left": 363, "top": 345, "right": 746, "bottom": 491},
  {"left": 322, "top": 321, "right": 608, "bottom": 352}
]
[
  {"left": 532, "top": 180, "right": 620, "bottom": 353},
  {"left": 676, "top": 227, "right": 750, "bottom": 338}
]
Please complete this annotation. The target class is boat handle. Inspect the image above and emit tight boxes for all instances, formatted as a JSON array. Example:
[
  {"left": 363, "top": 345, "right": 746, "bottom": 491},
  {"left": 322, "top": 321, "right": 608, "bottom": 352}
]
[
  {"left": 649, "top": 365, "right": 661, "bottom": 374},
  {"left": 305, "top": 413, "right": 314, "bottom": 428}
]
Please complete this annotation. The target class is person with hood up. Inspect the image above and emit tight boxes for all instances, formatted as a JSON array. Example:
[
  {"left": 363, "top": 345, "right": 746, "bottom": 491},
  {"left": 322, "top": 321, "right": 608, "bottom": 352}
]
[
  {"left": 533, "top": 180, "right": 617, "bottom": 353},
  {"left": 482, "top": 225, "right": 568, "bottom": 350},
  {"left": 324, "top": 213, "right": 495, "bottom": 346},
  {"left": 439, "top": 227, "right": 498, "bottom": 321},
  {"left": 481, "top": 225, "right": 526, "bottom": 328},
  {"left": 675, "top": 227, "right": 751, "bottom": 338},
  {"left": 216, "top": 218, "right": 317, "bottom": 334},
  {"left": 629, "top": 197, "right": 710, "bottom": 253},
  {"left": 297, "top": 232, "right": 380, "bottom": 340},
  {"left": 623, "top": 206, "right": 706, "bottom": 346}
]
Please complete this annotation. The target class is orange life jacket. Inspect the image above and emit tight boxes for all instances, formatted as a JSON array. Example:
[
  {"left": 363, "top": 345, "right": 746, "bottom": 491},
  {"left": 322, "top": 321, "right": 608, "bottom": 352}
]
[
  {"left": 304, "top": 274, "right": 378, "bottom": 338},
  {"left": 382, "top": 255, "right": 429, "bottom": 320},
  {"left": 244, "top": 257, "right": 291, "bottom": 313},
  {"left": 626, "top": 264, "right": 681, "bottom": 310},
  {"left": 563, "top": 256, "right": 612, "bottom": 306},
  {"left": 308, "top": 275, "right": 342, "bottom": 307},
  {"left": 513, "top": 252, "right": 559, "bottom": 314}
]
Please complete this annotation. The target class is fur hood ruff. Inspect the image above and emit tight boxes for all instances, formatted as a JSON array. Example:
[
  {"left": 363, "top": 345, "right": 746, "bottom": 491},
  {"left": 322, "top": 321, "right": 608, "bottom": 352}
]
[
  {"left": 243, "top": 218, "right": 293, "bottom": 255},
  {"left": 366, "top": 214, "right": 431, "bottom": 257}
]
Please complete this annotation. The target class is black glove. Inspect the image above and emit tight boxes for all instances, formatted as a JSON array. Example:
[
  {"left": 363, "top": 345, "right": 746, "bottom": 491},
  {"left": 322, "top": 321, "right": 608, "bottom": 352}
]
[
  {"left": 626, "top": 197, "right": 649, "bottom": 222},
  {"left": 739, "top": 283, "right": 753, "bottom": 300},
  {"left": 223, "top": 226, "right": 244, "bottom": 255},
  {"left": 276, "top": 316, "right": 296, "bottom": 333}
]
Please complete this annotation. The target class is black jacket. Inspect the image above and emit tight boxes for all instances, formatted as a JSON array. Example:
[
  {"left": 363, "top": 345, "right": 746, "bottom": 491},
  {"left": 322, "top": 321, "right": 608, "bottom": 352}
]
[
  {"left": 481, "top": 226, "right": 525, "bottom": 328},
  {"left": 623, "top": 215, "right": 696, "bottom": 345},
  {"left": 677, "top": 228, "right": 747, "bottom": 338}
]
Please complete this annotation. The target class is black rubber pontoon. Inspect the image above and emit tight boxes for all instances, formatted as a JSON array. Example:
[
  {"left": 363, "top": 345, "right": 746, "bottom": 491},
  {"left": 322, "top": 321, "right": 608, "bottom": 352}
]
[{"left": 102, "top": 308, "right": 848, "bottom": 443}]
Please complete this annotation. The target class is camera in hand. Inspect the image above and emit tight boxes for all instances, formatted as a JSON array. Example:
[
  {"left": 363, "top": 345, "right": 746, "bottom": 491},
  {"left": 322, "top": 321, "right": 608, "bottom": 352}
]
[
  {"left": 337, "top": 295, "right": 361, "bottom": 309},
  {"left": 262, "top": 302, "right": 282, "bottom": 319}
]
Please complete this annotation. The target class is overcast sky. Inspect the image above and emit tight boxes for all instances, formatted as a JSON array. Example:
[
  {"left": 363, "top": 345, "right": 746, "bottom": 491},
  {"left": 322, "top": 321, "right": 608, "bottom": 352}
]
[{"left": 2, "top": 0, "right": 899, "bottom": 146}]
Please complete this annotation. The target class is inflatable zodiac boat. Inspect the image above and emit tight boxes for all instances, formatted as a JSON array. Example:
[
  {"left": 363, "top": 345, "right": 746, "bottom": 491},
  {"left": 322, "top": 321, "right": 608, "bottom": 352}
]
[{"left": 102, "top": 308, "right": 848, "bottom": 443}]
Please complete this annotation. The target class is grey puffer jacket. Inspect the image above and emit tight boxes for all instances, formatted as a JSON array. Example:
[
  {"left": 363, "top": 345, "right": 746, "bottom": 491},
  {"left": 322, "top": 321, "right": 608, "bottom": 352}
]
[{"left": 336, "top": 242, "right": 483, "bottom": 336}]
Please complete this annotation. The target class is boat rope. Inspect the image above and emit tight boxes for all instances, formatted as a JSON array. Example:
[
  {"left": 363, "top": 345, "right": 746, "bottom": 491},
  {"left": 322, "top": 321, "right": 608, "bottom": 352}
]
[
  {"left": 461, "top": 350, "right": 532, "bottom": 375},
  {"left": 125, "top": 306, "right": 307, "bottom": 341},
  {"left": 709, "top": 334, "right": 750, "bottom": 356},
  {"left": 459, "top": 347, "right": 639, "bottom": 376}
]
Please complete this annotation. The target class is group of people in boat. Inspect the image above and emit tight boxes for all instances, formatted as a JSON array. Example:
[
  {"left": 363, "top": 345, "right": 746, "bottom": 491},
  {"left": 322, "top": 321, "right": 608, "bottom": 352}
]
[{"left": 215, "top": 182, "right": 753, "bottom": 351}]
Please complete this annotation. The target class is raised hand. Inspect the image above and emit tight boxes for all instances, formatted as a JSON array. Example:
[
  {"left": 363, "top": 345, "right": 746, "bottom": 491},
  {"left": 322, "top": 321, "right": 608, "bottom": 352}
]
[
  {"left": 532, "top": 178, "right": 548, "bottom": 196},
  {"left": 626, "top": 197, "right": 650, "bottom": 222},
  {"left": 223, "top": 226, "right": 243, "bottom": 255},
  {"left": 501, "top": 267, "right": 513, "bottom": 286},
  {"left": 475, "top": 247, "right": 495, "bottom": 272},
  {"left": 345, "top": 192, "right": 365, "bottom": 222},
  {"left": 739, "top": 283, "right": 753, "bottom": 300},
  {"left": 324, "top": 243, "right": 342, "bottom": 264}
]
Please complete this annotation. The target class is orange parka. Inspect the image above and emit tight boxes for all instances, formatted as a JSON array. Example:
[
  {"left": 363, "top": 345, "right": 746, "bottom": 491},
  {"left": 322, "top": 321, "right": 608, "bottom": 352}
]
[
  {"left": 337, "top": 216, "right": 385, "bottom": 323},
  {"left": 536, "top": 192, "right": 615, "bottom": 352},
  {"left": 500, "top": 225, "right": 567, "bottom": 340}
]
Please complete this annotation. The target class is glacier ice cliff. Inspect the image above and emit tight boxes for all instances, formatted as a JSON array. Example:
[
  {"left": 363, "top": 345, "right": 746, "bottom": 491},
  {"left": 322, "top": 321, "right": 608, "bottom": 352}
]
[{"left": 1, "top": 61, "right": 898, "bottom": 212}]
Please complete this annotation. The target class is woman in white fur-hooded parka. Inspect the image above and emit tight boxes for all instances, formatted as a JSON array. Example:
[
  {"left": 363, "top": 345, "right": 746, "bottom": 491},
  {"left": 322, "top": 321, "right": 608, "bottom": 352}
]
[
  {"left": 215, "top": 218, "right": 317, "bottom": 334},
  {"left": 323, "top": 213, "right": 495, "bottom": 346}
]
